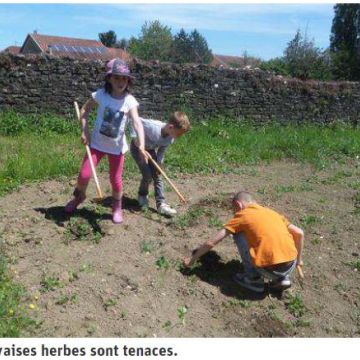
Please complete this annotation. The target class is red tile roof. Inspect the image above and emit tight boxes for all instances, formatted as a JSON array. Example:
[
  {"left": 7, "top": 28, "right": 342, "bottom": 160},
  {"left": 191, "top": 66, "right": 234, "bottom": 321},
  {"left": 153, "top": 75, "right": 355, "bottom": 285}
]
[
  {"left": 211, "top": 54, "right": 262, "bottom": 68},
  {"left": 3, "top": 46, "right": 21, "bottom": 54}
]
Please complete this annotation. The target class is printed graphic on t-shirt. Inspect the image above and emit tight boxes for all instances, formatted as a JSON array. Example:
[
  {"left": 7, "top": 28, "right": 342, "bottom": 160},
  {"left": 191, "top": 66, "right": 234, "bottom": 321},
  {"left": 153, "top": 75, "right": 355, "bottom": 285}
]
[{"left": 99, "top": 107, "right": 125, "bottom": 138}]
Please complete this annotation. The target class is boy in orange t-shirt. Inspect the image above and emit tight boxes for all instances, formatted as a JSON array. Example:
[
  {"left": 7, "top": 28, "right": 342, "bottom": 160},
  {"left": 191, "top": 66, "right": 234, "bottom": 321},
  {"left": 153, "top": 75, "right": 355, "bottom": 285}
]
[{"left": 183, "top": 191, "right": 304, "bottom": 293}]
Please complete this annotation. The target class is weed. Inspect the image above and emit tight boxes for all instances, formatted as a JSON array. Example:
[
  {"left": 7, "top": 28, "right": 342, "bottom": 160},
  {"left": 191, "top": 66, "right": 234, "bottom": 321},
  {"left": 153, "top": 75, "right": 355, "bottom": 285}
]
[
  {"left": 79, "top": 263, "right": 95, "bottom": 273},
  {"left": 68, "top": 271, "right": 79, "bottom": 282},
  {"left": 155, "top": 256, "right": 170, "bottom": 270},
  {"left": 171, "top": 206, "right": 206, "bottom": 229},
  {"left": 300, "top": 215, "right": 321, "bottom": 228},
  {"left": 274, "top": 185, "right": 296, "bottom": 194},
  {"left": 0, "top": 255, "right": 36, "bottom": 336},
  {"left": 120, "top": 311, "right": 127, "bottom": 319},
  {"left": 285, "top": 294, "right": 306, "bottom": 318},
  {"left": 173, "top": 260, "right": 184, "bottom": 272},
  {"left": 311, "top": 238, "right": 321, "bottom": 245},
  {"left": 103, "top": 298, "right": 117, "bottom": 311},
  {"left": 354, "top": 192, "right": 360, "bottom": 208},
  {"left": 87, "top": 324, "right": 97, "bottom": 335},
  {"left": 345, "top": 260, "right": 360, "bottom": 271},
  {"left": 177, "top": 306, "right": 188, "bottom": 325},
  {"left": 208, "top": 214, "right": 223, "bottom": 228},
  {"left": 40, "top": 274, "right": 64, "bottom": 293},
  {"left": 223, "top": 299, "right": 251, "bottom": 308},
  {"left": 66, "top": 218, "right": 102, "bottom": 244},
  {"left": 55, "top": 295, "right": 70, "bottom": 305},
  {"left": 54, "top": 294, "right": 77, "bottom": 305},
  {"left": 163, "top": 320, "right": 172, "bottom": 331},
  {"left": 321, "top": 170, "right": 353, "bottom": 185},
  {"left": 140, "top": 240, "right": 155, "bottom": 254},
  {"left": 295, "top": 319, "right": 311, "bottom": 327},
  {"left": 297, "top": 183, "right": 314, "bottom": 192}
]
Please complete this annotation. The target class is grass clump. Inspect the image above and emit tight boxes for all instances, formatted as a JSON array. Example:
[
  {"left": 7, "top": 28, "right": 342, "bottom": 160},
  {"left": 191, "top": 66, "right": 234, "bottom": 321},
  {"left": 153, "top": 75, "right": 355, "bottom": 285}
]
[
  {"left": 345, "top": 260, "right": 360, "bottom": 272},
  {"left": 155, "top": 256, "right": 170, "bottom": 270},
  {"left": 0, "top": 255, "right": 36, "bottom": 336},
  {"left": 285, "top": 293, "right": 306, "bottom": 318},
  {"left": 140, "top": 240, "right": 155, "bottom": 254},
  {"left": 65, "top": 217, "right": 103, "bottom": 244},
  {"left": 40, "top": 274, "right": 64, "bottom": 293}
]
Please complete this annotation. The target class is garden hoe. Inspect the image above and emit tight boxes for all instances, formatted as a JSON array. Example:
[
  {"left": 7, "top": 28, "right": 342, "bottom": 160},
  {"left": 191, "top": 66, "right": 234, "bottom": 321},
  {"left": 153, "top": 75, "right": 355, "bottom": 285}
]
[
  {"left": 145, "top": 151, "right": 186, "bottom": 204},
  {"left": 74, "top": 101, "right": 103, "bottom": 202}
]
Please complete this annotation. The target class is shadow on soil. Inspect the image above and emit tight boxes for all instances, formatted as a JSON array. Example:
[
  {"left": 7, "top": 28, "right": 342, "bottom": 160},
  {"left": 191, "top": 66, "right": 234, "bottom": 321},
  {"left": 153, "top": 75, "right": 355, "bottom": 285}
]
[
  {"left": 34, "top": 195, "right": 141, "bottom": 226},
  {"left": 182, "top": 251, "right": 285, "bottom": 301},
  {"left": 181, "top": 251, "right": 267, "bottom": 301}
]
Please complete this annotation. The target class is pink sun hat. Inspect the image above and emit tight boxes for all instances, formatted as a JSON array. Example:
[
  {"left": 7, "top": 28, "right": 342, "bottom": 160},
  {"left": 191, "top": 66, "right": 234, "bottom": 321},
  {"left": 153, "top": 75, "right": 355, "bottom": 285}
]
[{"left": 105, "top": 58, "right": 134, "bottom": 79}]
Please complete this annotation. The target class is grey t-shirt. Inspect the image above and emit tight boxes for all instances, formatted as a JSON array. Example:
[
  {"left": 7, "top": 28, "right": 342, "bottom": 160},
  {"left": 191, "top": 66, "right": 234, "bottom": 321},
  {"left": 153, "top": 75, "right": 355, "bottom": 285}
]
[{"left": 131, "top": 118, "right": 174, "bottom": 163}]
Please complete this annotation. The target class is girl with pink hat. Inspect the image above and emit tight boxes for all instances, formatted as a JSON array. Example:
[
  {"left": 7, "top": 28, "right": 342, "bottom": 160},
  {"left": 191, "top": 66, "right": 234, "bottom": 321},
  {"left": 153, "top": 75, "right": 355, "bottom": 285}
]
[{"left": 64, "top": 58, "right": 147, "bottom": 224}]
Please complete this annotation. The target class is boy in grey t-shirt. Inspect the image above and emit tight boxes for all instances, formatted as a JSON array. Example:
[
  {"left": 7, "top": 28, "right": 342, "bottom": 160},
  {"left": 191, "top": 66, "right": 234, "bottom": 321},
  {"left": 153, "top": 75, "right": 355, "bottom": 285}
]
[{"left": 130, "top": 112, "right": 190, "bottom": 216}]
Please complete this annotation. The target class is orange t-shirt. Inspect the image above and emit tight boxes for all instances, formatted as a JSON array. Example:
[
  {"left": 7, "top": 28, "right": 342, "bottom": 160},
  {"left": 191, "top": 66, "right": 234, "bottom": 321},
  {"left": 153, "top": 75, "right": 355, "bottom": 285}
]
[{"left": 223, "top": 203, "right": 297, "bottom": 268}]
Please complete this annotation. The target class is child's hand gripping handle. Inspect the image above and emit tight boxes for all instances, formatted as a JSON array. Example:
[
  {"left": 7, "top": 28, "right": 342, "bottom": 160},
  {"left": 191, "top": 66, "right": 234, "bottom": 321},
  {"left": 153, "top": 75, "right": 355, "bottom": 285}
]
[
  {"left": 145, "top": 151, "right": 186, "bottom": 204},
  {"left": 74, "top": 101, "right": 103, "bottom": 200},
  {"left": 296, "top": 264, "right": 304, "bottom": 279}
]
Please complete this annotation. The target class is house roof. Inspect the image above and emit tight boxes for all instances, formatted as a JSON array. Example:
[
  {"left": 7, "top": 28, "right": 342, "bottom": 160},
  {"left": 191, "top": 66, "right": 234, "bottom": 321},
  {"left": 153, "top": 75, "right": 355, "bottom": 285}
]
[
  {"left": 211, "top": 54, "right": 244, "bottom": 68},
  {"left": 21, "top": 32, "right": 131, "bottom": 61},
  {"left": 2, "top": 46, "right": 21, "bottom": 54},
  {"left": 31, "top": 33, "right": 104, "bottom": 52},
  {"left": 211, "top": 54, "right": 262, "bottom": 68}
]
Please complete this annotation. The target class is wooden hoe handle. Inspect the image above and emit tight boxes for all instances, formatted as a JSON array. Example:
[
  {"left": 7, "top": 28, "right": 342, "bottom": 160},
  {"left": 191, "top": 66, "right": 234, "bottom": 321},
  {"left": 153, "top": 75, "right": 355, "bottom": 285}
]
[
  {"left": 74, "top": 101, "right": 103, "bottom": 199},
  {"left": 145, "top": 151, "right": 186, "bottom": 204}
]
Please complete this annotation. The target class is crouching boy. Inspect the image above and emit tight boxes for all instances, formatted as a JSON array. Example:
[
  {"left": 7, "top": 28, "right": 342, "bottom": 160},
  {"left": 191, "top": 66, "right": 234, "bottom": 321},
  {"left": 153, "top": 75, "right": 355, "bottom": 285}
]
[
  {"left": 183, "top": 191, "right": 304, "bottom": 293},
  {"left": 130, "top": 112, "right": 190, "bottom": 217}
]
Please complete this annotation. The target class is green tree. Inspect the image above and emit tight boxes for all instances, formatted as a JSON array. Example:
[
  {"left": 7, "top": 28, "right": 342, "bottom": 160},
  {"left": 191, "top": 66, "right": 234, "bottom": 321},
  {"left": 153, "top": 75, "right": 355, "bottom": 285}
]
[
  {"left": 98, "top": 30, "right": 117, "bottom": 47},
  {"left": 171, "top": 28, "right": 193, "bottom": 63},
  {"left": 115, "top": 38, "right": 129, "bottom": 50},
  {"left": 284, "top": 29, "right": 331, "bottom": 80},
  {"left": 330, "top": 4, "right": 360, "bottom": 80},
  {"left": 127, "top": 20, "right": 173, "bottom": 61},
  {"left": 259, "top": 57, "right": 290, "bottom": 76},
  {"left": 189, "top": 29, "right": 213, "bottom": 64}
]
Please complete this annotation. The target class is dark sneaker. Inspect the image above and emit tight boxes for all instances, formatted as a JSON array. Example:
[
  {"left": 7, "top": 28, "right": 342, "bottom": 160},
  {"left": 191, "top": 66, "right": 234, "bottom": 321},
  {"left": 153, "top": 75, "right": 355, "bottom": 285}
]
[
  {"left": 269, "top": 275, "right": 291, "bottom": 291},
  {"left": 234, "top": 273, "right": 264, "bottom": 293}
]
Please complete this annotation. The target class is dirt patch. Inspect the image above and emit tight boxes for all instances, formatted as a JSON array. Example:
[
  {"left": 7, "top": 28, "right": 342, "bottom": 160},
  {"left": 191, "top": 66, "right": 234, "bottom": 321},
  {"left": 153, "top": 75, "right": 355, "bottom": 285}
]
[{"left": 1, "top": 161, "right": 360, "bottom": 337}]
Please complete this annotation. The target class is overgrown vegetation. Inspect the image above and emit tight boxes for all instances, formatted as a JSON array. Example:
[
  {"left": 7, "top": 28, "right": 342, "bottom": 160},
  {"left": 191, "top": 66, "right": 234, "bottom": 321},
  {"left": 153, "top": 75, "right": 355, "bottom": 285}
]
[
  {"left": 1, "top": 111, "right": 360, "bottom": 197},
  {"left": 0, "top": 255, "right": 35, "bottom": 336}
]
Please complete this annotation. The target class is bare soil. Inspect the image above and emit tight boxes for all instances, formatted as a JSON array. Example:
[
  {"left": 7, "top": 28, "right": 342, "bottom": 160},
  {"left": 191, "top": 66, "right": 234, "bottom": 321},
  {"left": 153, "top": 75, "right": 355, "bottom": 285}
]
[{"left": 1, "top": 161, "right": 360, "bottom": 337}]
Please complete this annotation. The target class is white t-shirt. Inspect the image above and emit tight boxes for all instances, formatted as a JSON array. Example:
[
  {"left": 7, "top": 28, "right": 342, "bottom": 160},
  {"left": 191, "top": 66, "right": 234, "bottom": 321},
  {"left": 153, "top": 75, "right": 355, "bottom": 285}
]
[
  {"left": 131, "top": 118, "right": 174, "bottom": 163},
  {"left": 90, "top": 88, "right": 139, "bottom": 155}
]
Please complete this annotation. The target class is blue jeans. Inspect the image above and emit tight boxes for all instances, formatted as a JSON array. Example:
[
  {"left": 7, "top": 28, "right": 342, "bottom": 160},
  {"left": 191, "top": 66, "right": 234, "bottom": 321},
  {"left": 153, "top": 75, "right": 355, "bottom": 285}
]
[
  {"left": 130, "top": 141, "right": 165, "bottom": 207},
  {"left": 233, "top": 232, "right": 296, "bottom": 280}
]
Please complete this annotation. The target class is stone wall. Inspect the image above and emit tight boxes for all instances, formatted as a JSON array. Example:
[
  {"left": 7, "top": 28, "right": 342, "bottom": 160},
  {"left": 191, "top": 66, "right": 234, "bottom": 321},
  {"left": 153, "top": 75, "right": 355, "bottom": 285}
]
[{"left": 1, "top": 53, "right": 360, "bottom": 124}]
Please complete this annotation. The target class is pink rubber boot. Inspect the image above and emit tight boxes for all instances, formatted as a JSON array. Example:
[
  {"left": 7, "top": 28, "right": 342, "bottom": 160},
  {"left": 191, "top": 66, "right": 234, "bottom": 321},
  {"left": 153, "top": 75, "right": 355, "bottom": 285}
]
[
  {"left": 112, "top": 199, "right": 123, "bottom": 224},
  {"left": 64, "top": 189, "right": 86, "bottom": 214}
]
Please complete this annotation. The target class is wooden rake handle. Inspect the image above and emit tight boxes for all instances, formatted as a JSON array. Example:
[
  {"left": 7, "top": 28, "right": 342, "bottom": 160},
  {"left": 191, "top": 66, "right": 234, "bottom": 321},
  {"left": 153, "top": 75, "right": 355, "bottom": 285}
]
[
  {"left": 296, "top": 265, "right": 304, "bottom": 279},
  {"left": 74, "top": 101, "right": 103, "bottom": 200},
  {"left": 145, "top": 151, "right": 186, "bottom": 204}
]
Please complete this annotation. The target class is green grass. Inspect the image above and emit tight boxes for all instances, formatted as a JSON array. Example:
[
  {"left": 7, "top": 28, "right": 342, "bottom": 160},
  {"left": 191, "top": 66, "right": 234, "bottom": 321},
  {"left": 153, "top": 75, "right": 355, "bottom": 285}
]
[
  {"left": 1, "top": 111, "right": 360, "bottom": 197},
  {"left": 0, "top": 255, "right": 36, "bottom": 336}
]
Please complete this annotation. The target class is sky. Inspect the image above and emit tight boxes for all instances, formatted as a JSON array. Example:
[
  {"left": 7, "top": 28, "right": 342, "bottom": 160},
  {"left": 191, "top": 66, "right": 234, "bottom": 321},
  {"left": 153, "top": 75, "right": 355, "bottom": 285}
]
[{"left": 0, "top": 3, "right": 335, "bottom": 60}]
